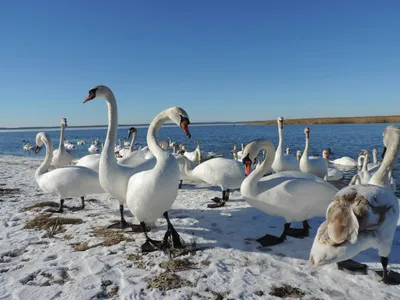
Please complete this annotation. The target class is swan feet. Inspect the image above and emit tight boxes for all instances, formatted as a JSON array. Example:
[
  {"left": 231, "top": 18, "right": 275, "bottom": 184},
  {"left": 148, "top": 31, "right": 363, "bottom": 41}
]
[
  {"left": 130, "top": 224, "right": 150, "bottom": 233},
  {"left": 47, "top": 199, "right": 64, "bottom": 213},
  {"left": 141, "top": 238, "right": 164, "bottom": 253},
  {"left": 255, "top": 234, "right": 285, "bottom": 247},
  {"left": 337, "top": 260, "right": 368, "bottom": 275},
  {"left": 108, "top": 219, "right": 131, "bottom": 229},
  {"left": 178, "top": 180, "right": 183, "bottom": 189},
  {"left": 286, "top": 221, "right": 310, "bottom": 238},
  {"left": 70, "top": 197, "right": 86, "bottom": 211},
  {"left": 207, "top": 201, "right": 226, "bottom": 208},
  {"left": 163, "top": 211, "right": 186, "bottom": 250}
]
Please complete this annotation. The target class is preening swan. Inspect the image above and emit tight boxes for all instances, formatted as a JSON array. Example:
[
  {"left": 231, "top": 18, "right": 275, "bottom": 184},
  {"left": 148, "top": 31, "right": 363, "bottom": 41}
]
[
  {"left": 83, "top": 85, "right": 165, "bottom": 229},
  {"left": 271, "top": 117, "right": 299, "bottom": 172},
  {"left": 240, "top": 139, "right": 338, "bottom": 246},
  {"left": 309, "top": 125, "right": 400, "bottom": 284},
  {"left": 126, "top": 107, "right": 191, "bottom": 252},
  {"left": 299, "top": 127, "right": 327, "bottom": 178},
  {"left": 51, "top": 118, "right": 73, "bottom": 168},
  {"left": 176, "top": 155, "right": 246, "bottom": 208},
  {"left": 34, "top": 132, "right": 104, "bottom": 213}
]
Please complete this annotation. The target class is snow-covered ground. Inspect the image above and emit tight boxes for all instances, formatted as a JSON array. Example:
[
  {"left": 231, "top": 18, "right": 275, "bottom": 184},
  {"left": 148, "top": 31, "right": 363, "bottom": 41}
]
[{"left": 1, "top": 155, "right": 400, "bottom": 300}]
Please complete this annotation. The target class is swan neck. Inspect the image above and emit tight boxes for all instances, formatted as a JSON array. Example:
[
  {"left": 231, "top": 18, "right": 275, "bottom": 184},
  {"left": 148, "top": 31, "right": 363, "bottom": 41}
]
[
  {"left": 129, "top": 131, "right": 137, "bottom": 152},
  {"left": 277, "top": 127, "right": 284, "bottom": 153},
  {"left": 59, "top": 124, "right": 66, "bottom": 150},
  {"left": 102, "top": 92, "right": 118, "bottom": 165},
  {"left": 370, "top": 139, "right": 399, "bottom": 186},
  {"left": 36, "top": 136, "right": 54, "bottom": 177},
  {"left": 147, "top": 110, "right": 169, "bottom": 159},
  {"left": 242, "top": 141, "right": 275, "bottom": 193},
  {"left": 361, "top": 154, "right": 368, "bottom": 171},
  {"left": 373, "top": 151, "right": 378, "bottom": 164}
]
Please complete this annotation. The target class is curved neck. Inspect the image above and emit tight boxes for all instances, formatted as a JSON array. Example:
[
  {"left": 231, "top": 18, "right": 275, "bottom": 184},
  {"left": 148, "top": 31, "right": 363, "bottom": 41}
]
[
  {"left": 242, "top": 141, "right": 276, "bottom": 192},
  {"left": 358, "top": 155, "right": 365, "bottom": 168},
  {"left": 370, "top": 139, "right": 399, "bottom": 186},
  {"left": 129, "top": 132, "right": 137, "bottom": 152},
  {"left": 181, "top": 155, "right": 195, "bottom": 177},
  {"left": 59, "top": 124, "right": 66, "bottom": 151},
  {"left": 361, "top": 154, "right": 368, "bottom": 171},
  {"left": 301, "top": 136, "right": 309, "bottom": 161},
  {"left": 102, "top": 91, "right": 118, "bottom": 164},
  {"left": 36, "top": 137, "right": 54, "bottom": 177},
  {"left": 147, "top": 110, "right": 170, "bottom": 159}
]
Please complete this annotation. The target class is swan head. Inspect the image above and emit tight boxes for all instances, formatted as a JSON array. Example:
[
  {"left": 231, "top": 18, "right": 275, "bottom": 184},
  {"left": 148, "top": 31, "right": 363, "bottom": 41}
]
[
  {"left": 242, "top": 154, "right": 252, "bottom": 176},
  {"left": 61, "top": 118, "right": 67, "bottom": 127},
  {"left": 168, "top": 107, "right": 191, "bottom": 138},
  {"left": 127, "top": 127, "right": 137, "bottom": 139},
  {"left": 382, "top": 125, "right": 400, "bottom": 159},
  {"left": 296, "top": 150, "right": 302, "bottom": 160},
  {"left": 322, "top": 149, "right": 329, "bottom": 159},
  {"left": 83, "top": 85, "right": 112, "bottom": 103},
  {"left": 277, "top": 116, "right": 284, "bottom": 129},
  {"left": 304, "top": 127, "right": 310, "bottom": 139},
  {"left": 34, "top": 132, "right": 50, "bottom": 154}
]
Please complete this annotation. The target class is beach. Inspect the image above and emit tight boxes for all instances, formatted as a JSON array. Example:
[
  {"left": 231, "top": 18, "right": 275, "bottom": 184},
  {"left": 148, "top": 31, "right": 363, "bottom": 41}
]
[{"left": 1, "top": 155, "right": 400, "bottom": 299}]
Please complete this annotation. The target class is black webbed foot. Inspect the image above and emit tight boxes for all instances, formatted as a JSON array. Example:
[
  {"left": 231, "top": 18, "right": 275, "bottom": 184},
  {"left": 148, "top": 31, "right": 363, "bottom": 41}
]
[
  {"left": 256, "top": 234, "right": 285, "bottom": 247},
  {"left": 337, "top": 259, "right": 368, "bottom": 275},
  {"left": 141, "top": 238, "right": 164, "bottom": 253},
  {"left": 107, "top": 219, "right": 131, "bottom": 229},
  {"left": 207, "top": 201, "right": 226, "bottom": 208}
]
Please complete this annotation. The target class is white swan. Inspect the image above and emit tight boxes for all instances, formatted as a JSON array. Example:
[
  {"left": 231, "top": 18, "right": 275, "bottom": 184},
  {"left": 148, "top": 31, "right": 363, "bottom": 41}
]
[
  {"left": 126, "top": 106, "right": 191, "bottom": 252},
  {"left": 118, "top": 127, "right": 137, "bottom": 158},
  {"left": 180, "top": 141, "right": 202, "bottom": 166},
  {"left": 323, "top": 150, "right": 344, "bottom": 181},
  {"left": 83, "top": 85, "right": 168, "bottom": 229},
  {"left": 51, "top": 118, "right": 73, "bottom": 168},
  {"left": 299, "top": 127, "right": 327, "bottom": 178},
  {"left": 309, "top": 125, "right": 400, "bottom": 284},
  {"left": 23, "top": 140, "right": 34, "bottom": 151},
  {"left": 76, "top": 138, "right": 86, "bottom": 146},
  {"left": 75, "top": 153, "right": 101, "bottom": 173},
  {"left": 366, "top": 148, "right": 380, "bottom": 172},
  {"left": 240, "top": 139, "right": 338, "bottom": 246},
  {"left": 350, "top": 153, "right": 371, "bottom": 185},
  {"left": 34, "top": 132, "right": 104, "bottom": 213},
  {"left": 176, "top": 154, "right": 246, "bottom": 208},
  {"left": 330, "top": 154, "right": 359, "bottom": 167},
  {"left": 271, "top": 117, "right": 299, "bottom": 172}
]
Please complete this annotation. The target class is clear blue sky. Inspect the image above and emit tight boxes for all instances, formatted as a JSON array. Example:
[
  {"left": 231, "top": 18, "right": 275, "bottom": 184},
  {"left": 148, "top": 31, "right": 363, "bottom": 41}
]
[{"left": 1, "top": 0, "right": 399, "bottom": 127}]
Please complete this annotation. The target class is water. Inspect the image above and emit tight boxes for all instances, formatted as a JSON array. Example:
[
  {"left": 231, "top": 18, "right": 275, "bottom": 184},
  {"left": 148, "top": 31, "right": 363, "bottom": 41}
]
[{"left": 1, "top": 123, "right": 399, "bottom": 196}]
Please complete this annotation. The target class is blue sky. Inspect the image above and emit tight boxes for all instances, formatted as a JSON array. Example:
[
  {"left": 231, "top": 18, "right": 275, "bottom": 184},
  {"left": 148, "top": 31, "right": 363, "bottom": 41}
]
[{"left": 1, "top": 0, "right": 399, "bottom": 127}]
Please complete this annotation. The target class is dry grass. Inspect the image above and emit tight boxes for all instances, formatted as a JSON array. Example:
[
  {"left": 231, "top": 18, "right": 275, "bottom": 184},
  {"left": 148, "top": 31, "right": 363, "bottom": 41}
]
[
  {"left": 159, "top": 258, "right": 197, "bottom": 272},
  {"left": 246, "top": 115, "right": 400, "bottom": 126},
  {"left": 269, "top": 284, "right": 306, "bottom": 298},
  {"left": 22, "top": 201, "right": 59, "bottom": 211},
  {"left": 93, "top": 227, "right": 134, "bottom": 246},
  {"left": 25, "top": 214, "right": 83, "bottom": 231},
  {"left": 147, "top": 272, "right": 196, "bottom": 290},
  {"left": 0, "top": 187, "right": 20, "bottom": 196}
]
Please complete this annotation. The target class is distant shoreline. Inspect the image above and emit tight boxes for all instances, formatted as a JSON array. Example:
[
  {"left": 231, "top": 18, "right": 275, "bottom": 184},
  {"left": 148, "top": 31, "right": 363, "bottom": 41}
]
[
  {"left": 1, "top": 115, "right": 400, "bottom": 130},
  {"left": 244, "top": 115, "right": 400, "bottom": 126}
]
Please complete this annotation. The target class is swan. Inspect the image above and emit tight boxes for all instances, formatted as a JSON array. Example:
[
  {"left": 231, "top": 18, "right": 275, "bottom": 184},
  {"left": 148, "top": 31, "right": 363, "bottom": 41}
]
[
  {"left": 180, "top": 141, "right": 202, "bottom": 166},
  {"left": 366, "top": 148, "right": 381, "bottom": 172},
  {"left": 241, "top": 139, "right": 338, "bottom": 246},
  {"left": 64, "top": 139, "right": 75, "bottom": 151},
  {"left": 296, "top": 150, "right": 302, "bottom": 161},
  {"left": 23, "top": 140, "right": 34, "bottom": 151},
  {"left": 126, "top": 107, "right": 191, "bottom": 252},
  {"left": 75, "top": 154, "right": 101, "bottom": 172},
  {"left": 323, "top": 150, "right": 344, "bottom": 181},
  {"left": 118, "top": 127, "right": 137, "bottom": 157},
  {"left": 34, "top": 132, "right": 104, "bottom": 213},
  {"left": 330, "top": 154, "right": 359, "bottom": 167},
  {"left": 76, "top": 138, "right": 86, "bottom": 146},
  {"left": 271, "top": 117, "right": 299, "bottom": 172},
  {"left": 114, "top": 139, "right": 123, "bottom": 153},
  {"left": 176, "top": 154, "right": 246, "bottom": 208},
  {"left": 309, "top": 125, "right": 400, "bottom": 284},
  {"left": 83, "top": 85, "right": 170, "bottom": 229},
  {"left": 51, "top": 118, "right": 73, "bottom": 168},
  {"left": 299, "top": 127, "right": 327, "bottom": 178},
  {"left": 351, "top": 153, "right": 372, "bottom": 185}
]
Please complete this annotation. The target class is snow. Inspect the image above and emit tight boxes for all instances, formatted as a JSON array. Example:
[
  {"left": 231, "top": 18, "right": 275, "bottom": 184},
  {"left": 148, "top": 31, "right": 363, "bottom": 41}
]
[{"left": 1, "top": 154, "right": 400, "bottom": 299}]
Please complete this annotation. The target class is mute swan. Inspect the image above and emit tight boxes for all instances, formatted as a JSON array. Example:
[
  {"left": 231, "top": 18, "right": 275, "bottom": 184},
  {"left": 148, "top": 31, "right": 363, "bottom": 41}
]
[
  {"left": 75, "top": 154, "right": 101, "bottom": 173},
  {"left": 366, "top": 148, "right": 381, "bottom": 172},
  {"left": 323, "top": 150, "right": 344, "bottom": 181},
  {"left": 240, "top": 139, "right": 338, "bottom": 246},
  {"left": 76, "top": 138, "right": 86, "bottom": 146},
  {"left": 176, "top": 154, "right": 246, "bottom": 208},
  {"left": 88, "top": 142, "right": 99, "bottom": 153},
  {"left": 126, "top": 107, "right": 191, "bottom": 252},
  {"left": 296, "top": 150, "right": 302, "bottom": 161},
  {"left": 350, "top": 153, "right": 371, "bottom": 185},
  {"left": 271, "top": 117, "right": 299, "bottom": 172},
  {"left": 330, "top": 155, "right": 359, "bottom": 167},
  {"left": 309, "top": 125, "right": 400, "bottom": 284},
  {"left": 83, "top": 85, "right": 164, "bottom": 229},
  {"left": 118, "top": 127, "right": 138, "bottom": 158},
  {"left": 34, "top": 132, "right": 104, "bottom": 213},
  {"left": 180, "top": 141, "right": 202, "bottom": 165},
  {"left": 299, "top": 127, "right": 327, "bottom": 178},
  {"left": 64, "top": 139, "right": 75, "bottom": 151},
  {"left": 52, "top": 118, "right": 73, "bottom": 168},
  {"left": 23, "top": 140, "right": 34, "bottom": 151}
]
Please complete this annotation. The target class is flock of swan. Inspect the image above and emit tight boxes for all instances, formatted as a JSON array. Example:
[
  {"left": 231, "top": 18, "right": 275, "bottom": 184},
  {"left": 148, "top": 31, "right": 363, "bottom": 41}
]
[{"left": 30, "top": 85, "right": 399, "bottom": 284}]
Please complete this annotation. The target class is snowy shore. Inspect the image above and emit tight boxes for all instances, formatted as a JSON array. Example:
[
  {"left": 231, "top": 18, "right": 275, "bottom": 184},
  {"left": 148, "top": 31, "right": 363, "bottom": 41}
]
[{"left": 1, "top": 155, "right": 400, "bottom": 299}]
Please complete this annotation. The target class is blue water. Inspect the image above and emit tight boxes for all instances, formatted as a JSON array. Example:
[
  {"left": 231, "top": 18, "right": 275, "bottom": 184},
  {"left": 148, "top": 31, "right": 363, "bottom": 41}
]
[{"left": 1, "top": 123, "right": 399, "bottom": 195}]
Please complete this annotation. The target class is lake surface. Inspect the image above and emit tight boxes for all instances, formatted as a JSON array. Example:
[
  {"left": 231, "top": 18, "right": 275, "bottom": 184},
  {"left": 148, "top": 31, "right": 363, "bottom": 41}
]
[{"left": 1, "top": 123, "right": 399, "bottom": 196}]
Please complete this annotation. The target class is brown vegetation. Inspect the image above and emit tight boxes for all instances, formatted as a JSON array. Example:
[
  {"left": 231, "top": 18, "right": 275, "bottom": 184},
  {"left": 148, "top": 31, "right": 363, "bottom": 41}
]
[{"left": 245, "top": 115, "right": 400, "bottom": 126}]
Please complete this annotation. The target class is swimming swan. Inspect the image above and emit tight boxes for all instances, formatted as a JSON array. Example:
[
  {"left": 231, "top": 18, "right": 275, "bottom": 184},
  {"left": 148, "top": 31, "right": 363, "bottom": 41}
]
[{"left": 299, "top": 127, "right": 327, "bottom": 178}]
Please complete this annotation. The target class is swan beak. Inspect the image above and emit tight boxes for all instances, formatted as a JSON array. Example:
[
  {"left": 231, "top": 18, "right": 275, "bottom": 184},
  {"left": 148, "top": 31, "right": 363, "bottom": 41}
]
[
  {"left": 244, "top": 162, "right": 251, "bottom": 176},
  {"left": 382, "top": 146, "right": 387, "bottom": 159},
  {"left": 34, "top": 146, "right": 41, "bottom": 154},
  {"left": 83, "top": 92, "right": 96, "bottom": 103},
  {"left": 180, "top": 121, "right": 191, "bottom": 138}
]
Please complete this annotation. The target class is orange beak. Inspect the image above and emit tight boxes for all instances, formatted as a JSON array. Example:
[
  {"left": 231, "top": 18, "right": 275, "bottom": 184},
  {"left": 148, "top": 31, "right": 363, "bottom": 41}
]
[
  {"left": 83, "top": 92, "right": 96, "bottom": 103},
  {"left": 244, "top": 161, "right": 251, "bottom": 176},
  {"left": 34, "top": 145, "right": 41, "bottom": 154},
  {"left": 180, "top": 120, "right": 191, "bottom": 138}
]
